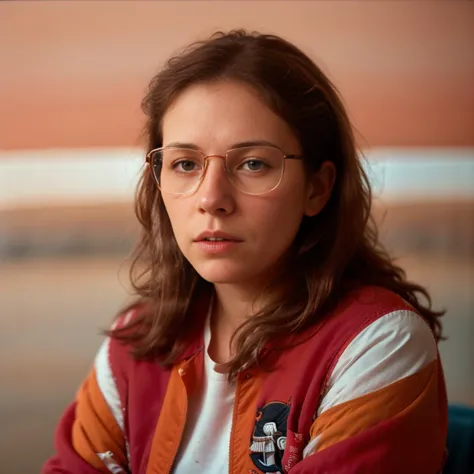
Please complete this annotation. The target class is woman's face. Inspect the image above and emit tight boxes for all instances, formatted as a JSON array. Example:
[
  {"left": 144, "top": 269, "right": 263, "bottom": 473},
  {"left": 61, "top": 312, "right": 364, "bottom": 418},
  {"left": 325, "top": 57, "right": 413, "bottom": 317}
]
[{"left": 160, "top": 80, "right": 331, "bottom": 287}]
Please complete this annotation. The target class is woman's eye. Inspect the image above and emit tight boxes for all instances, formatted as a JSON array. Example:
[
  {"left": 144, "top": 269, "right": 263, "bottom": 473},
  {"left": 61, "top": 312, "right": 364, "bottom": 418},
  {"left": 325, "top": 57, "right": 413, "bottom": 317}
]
[
  {"left": 241, "top": 159, "right": 267, "bottom": 171},
  {"left": 173, "top": 160, "right": 199, "bottom": 172}
]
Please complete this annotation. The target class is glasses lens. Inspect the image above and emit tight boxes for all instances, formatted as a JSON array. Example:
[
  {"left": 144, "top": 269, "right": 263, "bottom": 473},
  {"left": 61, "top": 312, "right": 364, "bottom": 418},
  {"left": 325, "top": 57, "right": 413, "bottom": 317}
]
[
  {"left": 154, "top": 148, "right": 204, "bottom": 194},
  {"left": 226, "top": 146, "right": 284, "bottom": 194}
]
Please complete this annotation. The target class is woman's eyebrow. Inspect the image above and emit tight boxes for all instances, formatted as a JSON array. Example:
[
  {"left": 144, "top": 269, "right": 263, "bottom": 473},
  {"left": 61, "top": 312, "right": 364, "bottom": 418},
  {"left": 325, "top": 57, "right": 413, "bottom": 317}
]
[
  {"left": 231, "top": 140, "right": 279, "bottom": 149},
  {"left": 164, "top": 139, "right": 279, "bottom": 150},
  {"left": 164, "top": 142, "right": 200, "bottom": 150}
]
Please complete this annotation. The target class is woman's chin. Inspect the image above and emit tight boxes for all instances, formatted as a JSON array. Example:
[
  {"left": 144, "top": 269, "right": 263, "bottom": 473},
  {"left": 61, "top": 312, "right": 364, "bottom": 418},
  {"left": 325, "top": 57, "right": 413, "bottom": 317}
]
[
  {"left": 198, "top": 272, "right": 248, "bottom": 285},
  {"left": 193, "top": 262, "right": 255, "bottom": 285}
]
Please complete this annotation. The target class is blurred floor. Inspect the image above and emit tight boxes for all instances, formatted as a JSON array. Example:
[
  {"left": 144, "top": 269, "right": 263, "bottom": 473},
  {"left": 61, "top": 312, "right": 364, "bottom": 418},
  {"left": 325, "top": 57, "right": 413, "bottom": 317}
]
[
  {"left": 0, "top": 257, "right": 130, "bottom": 474},
  {"left": 0, "top": 253, "right": 473, "bottom": 473}
]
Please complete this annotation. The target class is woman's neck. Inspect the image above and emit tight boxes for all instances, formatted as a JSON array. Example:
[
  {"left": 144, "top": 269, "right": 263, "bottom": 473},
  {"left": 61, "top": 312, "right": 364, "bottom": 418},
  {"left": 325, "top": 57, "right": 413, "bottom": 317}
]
[
  {"left": 207, "top": 283, "right": 261, "bottom": 364},
  {"left": 214, "top": 283, "right": 257, "bottom": 325}
]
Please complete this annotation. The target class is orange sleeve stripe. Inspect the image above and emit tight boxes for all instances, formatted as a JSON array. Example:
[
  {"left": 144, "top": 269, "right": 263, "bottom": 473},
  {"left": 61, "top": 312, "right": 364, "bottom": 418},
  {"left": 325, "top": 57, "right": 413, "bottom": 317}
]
[
  {"left": 309, "top": 359, "right": 438, "bottom": 453},
  {"left": 72, "top": 368, "right": 127, "bottom": 471}
]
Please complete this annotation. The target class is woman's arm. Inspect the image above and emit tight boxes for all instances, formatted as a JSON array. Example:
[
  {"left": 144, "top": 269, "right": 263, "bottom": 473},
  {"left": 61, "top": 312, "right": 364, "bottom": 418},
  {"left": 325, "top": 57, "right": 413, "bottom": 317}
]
[{"left": 293, "top": 310, "right": 448, "bottom": 473}]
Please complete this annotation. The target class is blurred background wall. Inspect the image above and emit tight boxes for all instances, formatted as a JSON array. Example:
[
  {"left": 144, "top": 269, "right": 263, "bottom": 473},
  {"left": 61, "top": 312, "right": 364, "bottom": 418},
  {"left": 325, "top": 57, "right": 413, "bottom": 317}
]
[{"left": 1, "top": 2, "right": 473, "bottom": 472}]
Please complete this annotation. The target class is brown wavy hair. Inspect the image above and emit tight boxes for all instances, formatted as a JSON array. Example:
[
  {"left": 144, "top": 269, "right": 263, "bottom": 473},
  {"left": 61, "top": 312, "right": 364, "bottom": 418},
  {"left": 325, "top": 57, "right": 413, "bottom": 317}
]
[{"left": 109, "top": 30, "right": 444, "bottom": 379}]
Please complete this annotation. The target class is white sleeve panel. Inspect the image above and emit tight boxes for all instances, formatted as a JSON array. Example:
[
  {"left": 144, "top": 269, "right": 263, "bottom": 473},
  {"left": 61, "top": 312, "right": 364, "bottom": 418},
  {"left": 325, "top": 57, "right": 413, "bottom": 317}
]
[{"left": 317, "top": 309, "right": 438, "bottom": 416}]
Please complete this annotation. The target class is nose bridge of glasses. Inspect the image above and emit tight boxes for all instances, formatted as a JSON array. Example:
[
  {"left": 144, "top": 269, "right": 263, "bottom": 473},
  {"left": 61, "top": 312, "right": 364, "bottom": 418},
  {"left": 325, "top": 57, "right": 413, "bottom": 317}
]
[
  {"left": 200, "top": 153, "right": 231, "bottom": 176},
  {"left": 203, "top": 153, "right": 227, "bottom": 165},
  {"left": 198, "top": 154, "right": 233, "bottom": 188}
]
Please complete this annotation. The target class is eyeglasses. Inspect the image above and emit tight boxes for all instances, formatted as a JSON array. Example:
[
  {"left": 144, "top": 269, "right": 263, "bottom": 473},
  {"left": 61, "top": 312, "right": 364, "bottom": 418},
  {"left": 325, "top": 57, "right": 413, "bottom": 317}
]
[{"left": 145, "top": 145, "right": 303, "bottom": 195}]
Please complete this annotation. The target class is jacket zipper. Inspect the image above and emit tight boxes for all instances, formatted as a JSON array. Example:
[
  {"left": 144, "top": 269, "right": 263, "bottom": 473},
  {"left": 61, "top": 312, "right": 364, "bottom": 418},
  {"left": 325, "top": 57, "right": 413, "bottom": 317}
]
[{"left": 97, "top": 451, "right": 127, "bottom": 474}]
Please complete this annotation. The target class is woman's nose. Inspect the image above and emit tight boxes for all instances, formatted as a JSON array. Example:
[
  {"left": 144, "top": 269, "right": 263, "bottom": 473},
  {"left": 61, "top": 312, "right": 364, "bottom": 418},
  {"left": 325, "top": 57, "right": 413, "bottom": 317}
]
[{"left": 196, "top": 157, "right": 235, "bottom": 215}]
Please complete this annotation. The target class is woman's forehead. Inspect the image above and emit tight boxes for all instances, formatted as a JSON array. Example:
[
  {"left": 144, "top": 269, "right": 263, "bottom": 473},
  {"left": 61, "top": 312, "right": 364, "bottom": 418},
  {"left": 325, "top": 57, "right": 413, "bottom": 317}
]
[{"left": 161, "top": 81, "right": 300, "bottom": 153}]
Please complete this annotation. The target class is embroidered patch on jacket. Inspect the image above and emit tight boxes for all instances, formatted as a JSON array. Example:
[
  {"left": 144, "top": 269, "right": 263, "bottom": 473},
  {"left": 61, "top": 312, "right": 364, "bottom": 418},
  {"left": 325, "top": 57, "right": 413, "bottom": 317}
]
[{"left": 249, "top": 401, "right": 291, "bottom": 473}]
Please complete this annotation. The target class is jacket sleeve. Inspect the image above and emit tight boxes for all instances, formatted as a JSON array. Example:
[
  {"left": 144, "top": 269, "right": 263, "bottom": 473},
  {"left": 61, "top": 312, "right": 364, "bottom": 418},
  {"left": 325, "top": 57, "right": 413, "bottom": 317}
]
[
  {"left": 291, "top": 310, "right": 448, "bottom": 474},
  {"left": 42, "top": 338, "right": 129, "bottom": 474}
]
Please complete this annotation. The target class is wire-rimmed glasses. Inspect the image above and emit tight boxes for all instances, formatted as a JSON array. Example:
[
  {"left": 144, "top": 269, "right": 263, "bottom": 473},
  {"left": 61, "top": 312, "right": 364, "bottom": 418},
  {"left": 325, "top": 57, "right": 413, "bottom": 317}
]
[{"left": 145, "top": 145, "right": 303, "bottom": 195}]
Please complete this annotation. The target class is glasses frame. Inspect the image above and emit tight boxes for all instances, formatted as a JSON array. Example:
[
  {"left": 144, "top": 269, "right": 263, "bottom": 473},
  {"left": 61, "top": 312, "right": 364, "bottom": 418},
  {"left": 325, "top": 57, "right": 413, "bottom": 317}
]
[{"left": 145, "top": 145, "right": 304, "bottom": 196}]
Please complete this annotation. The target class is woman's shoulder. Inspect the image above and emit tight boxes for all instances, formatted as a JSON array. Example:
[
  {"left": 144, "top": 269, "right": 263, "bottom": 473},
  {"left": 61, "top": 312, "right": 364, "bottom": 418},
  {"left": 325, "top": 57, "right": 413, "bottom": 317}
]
[
  {"left": 93, "top": 306, "right": 140, "bottom": 382},
  {"left": 316, "top": 285, "right": 439, "bottom": 416},
  {"left": 313, "top": 284, "right": 428, "bottom": 341},
  {"left": 97, "top": 303, "right": 165, "bottom": 379},
  {"left": 338, "top": 284, "right": 415, "bottom": 314},
  {"left": 92, "top": 304, "right": 174, "bottom": 409},
  {"left": 326, "top": 284, "right": 434, "bottom": 336},
  {"left": 299, "top": 285, "right": 438, "bottom": 378},
  {"left": 332, "top": 301, "right": 438, "bottom": 379}
]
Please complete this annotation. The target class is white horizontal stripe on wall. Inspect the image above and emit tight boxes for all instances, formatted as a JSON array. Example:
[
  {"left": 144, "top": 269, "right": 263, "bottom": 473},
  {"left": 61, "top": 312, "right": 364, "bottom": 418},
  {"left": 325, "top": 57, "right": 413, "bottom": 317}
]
[{"left": 0, "top": 147, "right": 473, "bottom": 209}]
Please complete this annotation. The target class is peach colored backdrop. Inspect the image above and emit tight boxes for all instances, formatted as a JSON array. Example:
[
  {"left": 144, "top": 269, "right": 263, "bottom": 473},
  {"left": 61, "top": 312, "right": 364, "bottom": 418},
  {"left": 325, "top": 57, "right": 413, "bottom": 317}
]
[{"left": 1, "top": 1, "right": 473, "bottom": 151}]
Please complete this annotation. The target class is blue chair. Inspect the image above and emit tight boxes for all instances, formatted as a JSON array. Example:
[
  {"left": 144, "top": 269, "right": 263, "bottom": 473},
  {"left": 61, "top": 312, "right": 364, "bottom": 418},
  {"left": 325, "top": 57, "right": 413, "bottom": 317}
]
[{"left": 444, "top": 404, "right": 474, "bottom": 474}]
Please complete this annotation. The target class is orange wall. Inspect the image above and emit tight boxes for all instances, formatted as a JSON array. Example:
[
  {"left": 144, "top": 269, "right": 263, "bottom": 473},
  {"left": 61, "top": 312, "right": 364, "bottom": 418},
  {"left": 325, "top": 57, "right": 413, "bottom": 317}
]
[{"left": 1, "top": 1, "right": 473, "bottom": 150}]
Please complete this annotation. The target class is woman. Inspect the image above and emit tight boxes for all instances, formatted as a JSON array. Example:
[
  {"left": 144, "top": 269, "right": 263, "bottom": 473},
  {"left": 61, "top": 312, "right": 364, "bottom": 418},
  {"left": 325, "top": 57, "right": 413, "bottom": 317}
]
[{"left": 43, "top": 30, "right": 447, "bottom": 474}]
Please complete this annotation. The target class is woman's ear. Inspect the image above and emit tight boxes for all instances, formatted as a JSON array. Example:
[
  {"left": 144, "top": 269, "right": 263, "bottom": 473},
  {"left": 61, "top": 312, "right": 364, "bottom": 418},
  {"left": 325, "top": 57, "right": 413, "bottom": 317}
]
[{"left": 304, "top": 161, "right": 336, "bottom": 217}]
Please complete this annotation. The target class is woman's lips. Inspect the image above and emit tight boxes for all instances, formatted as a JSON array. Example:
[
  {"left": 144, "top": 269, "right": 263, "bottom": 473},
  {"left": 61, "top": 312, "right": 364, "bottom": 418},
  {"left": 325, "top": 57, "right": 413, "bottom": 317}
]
[
  {"left": 194, "top": 230, "right": 243, "bottom": 243},
  {"left": 194, "top": 239, "right": 242, "bottom": 254}
]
